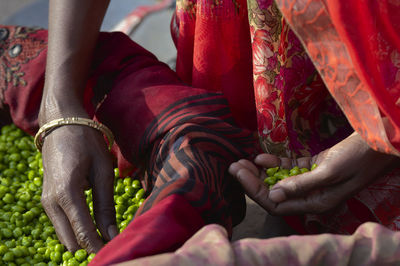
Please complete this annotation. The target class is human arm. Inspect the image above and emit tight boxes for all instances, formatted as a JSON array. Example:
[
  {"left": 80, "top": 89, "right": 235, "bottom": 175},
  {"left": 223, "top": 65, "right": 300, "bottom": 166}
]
[
  {"left": 38, "top": 0, "right": 117, "bottom": 253},
  {"left": 229, "top": 132, "right": 400, "bottom": 215}
]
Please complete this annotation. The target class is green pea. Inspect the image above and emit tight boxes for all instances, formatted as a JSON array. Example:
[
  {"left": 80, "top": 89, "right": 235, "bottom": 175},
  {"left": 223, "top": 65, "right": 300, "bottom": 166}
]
[
  {"left": 125, "top": 186, "right": 135, "bottom": 196},
  {"left": 68, "top": 257, "right": 81, "bottom": 266},
  {"left": 279, "top": 168, "right": 290, "bottom": 175},
  {"left": 311, "top": 163, "right": 318, "bottom": 171},
  {"left": 16, "top": 258, "right": 26, "bottom": 265},
  {"left": 37, "top": 246, "right": 47, "bottom": 254},
  {"left": 5, "top": 239, "right": 16, "bottom": 248},
  {"left": 34, "top": 253, "right": 44, "bottom": 261},
  {"left": 1, "top": 228, "right": 12, "bottom": 238},
  {"left": 114, "top": 168, "right": 120, "bottom": 178},
  {"left": 266, "top": 166, "right": 279, "bottom": 177},
  {"left": 0, "top": 245, "right": 8, "bottom": 255},
  {"left": 87, "top": 253, "right": 96, "bottom": 262},
  {"left": 115, "top": 183, "right": 125, "bottom": 194},
  {"left": 132, "top": 179, "right": 141, "bottom": 189},
  {"left": 63, "top": 251, "right": 74, "bottom": 261},
  {"left": 13, "top": 227, "right": 23, "bottom": 238},
  {"left": 11, "top": 205, "right": 25, "bottom": 213},
  {"left": 135, "top": 188, "right": 145, "bottom": 200},
  {"left": 28, "top": 246, "right": 36, "bottom": 255},
  {"left": 74, "top": 249, "right": 88, "bottom": 262},
  {"left": 33, "top": 177, "right": 42, "bottom": 187},
  {"left": 2, "top": 251, "right": 14, "bottom": 261},
  {"left": 9, "top": 153, "right": 21, "bottom": 162},
  {"left": 289, "top": 167, "right": 300, "bottom": 176},
  {"left": 125, "top": 205, "right": 138, "bottom": 215},
  {"left": 3, "top": 193, "right": 14, "bottom": 204},
  {"left": 23, "top": 210, "right": 35, "bottom": 222},
  {"left": 115, "top": 196, "right": 125, "bottom": 205},
  {"left": 12, "top": 246, "right": 24, "bottom": 257},
  {"left": 54, "top": 243, "right": 64, "bottom": 253},
  {"left": 263, "top": 177, "right": 275, "bottom": 186},
  {"left": 16, "top": 163, "right": 28, "bottom": 173},
  {"left": 50, "top": 250, "right": 62, "bottom": 263},
  {"left": 300, "top": 168, "right": 309, "bottom": 173},
  {"left": 115, "top": 205, "right": 125, "bottom": 215}
]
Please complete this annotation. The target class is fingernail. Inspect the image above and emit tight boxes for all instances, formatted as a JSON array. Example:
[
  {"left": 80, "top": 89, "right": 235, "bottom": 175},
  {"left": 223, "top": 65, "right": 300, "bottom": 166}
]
[
  {"left": 108, "top": 225, "right": 118, "bottom": 240},
  {"left": 269, "top": 188, "right": 286, "bottom": 203}
]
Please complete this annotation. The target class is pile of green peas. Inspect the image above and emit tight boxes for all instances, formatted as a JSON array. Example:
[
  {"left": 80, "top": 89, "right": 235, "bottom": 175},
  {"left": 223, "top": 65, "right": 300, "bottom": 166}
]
[
  {"left": 0, "top": 124, "right": 146, "bottom": 265},
  {"left": 264, "top": 163, "right": 317, "bottom": 188}
]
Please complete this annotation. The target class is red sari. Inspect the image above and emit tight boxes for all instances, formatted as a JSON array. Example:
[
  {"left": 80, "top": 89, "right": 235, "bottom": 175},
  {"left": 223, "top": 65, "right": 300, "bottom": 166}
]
[
  {"left": 172, "top": 0, "right": 400, "bottom": 235},
  {"left": 1, "top": 0, "right": 399, "bottom": 264}
]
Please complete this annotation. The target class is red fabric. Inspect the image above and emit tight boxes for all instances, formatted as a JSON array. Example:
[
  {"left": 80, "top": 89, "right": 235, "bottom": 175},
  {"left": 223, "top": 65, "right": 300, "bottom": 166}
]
[
  {"left": 277, "top": 0, "right": 400, "bottom": 155},
  {"left": 326, "top": 0, "right": 400, "bottom": 152},
  {"left": 1, "top": 25, "right": 255, "bottom": 263},
  {"left": 274, "top": 0, "right": 400, "bottom": 234},
  {"left": 174, "top": 0, "right": 257, "bottom": 131},
  {"left": 90, "top": 194, "right": 205, "bottom": 265}
]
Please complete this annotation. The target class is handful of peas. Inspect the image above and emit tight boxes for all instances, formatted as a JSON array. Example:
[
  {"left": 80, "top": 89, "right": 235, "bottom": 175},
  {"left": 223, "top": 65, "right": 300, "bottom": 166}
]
[
  {"left": 264, "top": 163, "right": 317, "bottom": 188},
  {"left": 0, "top": 124, "right": 146, "bottom": 265}
]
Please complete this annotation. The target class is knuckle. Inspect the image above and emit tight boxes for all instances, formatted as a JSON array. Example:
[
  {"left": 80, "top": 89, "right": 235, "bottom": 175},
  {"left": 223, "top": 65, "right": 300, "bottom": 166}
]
[
  {"left": 76, "top": 231, "right": 92, "bottom": 249},
  {"left": 55, "top": 189, "right": 72, "bottom": 207}
]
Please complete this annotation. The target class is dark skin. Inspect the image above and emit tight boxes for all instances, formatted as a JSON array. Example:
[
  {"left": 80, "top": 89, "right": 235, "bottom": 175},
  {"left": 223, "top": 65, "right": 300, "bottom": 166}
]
[
  {"left": 229, "top": 132, "right": 400, "bottom": 215},
  {"left": 38, "top": 0, "right": 117, "bottom": 253}
]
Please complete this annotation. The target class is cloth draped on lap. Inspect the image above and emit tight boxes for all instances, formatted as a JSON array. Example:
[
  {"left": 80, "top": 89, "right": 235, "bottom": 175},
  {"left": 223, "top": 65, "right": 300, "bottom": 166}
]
[
  {"left": 0, "top": 26, "right": 256, "bottom": 265},
  {"left": 115, "top": 222, "right": 400, "bottom": 266}
]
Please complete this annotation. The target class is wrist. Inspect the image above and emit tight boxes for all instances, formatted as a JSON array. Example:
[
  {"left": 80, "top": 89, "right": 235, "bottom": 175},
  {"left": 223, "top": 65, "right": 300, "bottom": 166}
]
[{"left": 38, "top": 94, "right": 88, "bottom": 126}]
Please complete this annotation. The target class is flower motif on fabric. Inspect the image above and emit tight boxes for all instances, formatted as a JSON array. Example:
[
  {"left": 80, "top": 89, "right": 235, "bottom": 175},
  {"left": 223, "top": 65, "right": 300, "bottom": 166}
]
[{"left": 0, "top": 27, "right": 45, "bottom": 107}]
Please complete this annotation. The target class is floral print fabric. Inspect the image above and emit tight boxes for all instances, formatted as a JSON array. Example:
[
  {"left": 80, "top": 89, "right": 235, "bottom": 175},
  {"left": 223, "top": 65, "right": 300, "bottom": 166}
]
[
  {"left": 248, "top": 0, "right": 352, "bottom": 157},
  {"left": 174, "top": 0, "right": 400, "bottom": 234}
]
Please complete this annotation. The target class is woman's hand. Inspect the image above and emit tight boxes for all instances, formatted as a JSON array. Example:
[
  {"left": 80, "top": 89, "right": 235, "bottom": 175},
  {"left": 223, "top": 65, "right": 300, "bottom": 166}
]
[
  {"left": 38, "top": 0, "right": 112, "bottom": 252},
  {"left": 40, "top": 125, "right": 118, "bottom": 253},
  {"left": 229, "top": 132, "right": 400, "bottom": 215}
]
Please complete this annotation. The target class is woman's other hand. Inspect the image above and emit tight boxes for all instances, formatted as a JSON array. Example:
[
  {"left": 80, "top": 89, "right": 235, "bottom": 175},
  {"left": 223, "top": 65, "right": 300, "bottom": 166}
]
[{"left": 229, "top": 132, "right": 400, "bottom": 215}]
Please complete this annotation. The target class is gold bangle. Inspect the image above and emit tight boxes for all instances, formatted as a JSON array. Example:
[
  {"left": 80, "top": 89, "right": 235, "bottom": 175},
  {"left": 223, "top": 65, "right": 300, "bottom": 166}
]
[{"left": 34, "top": 117, "right": 114, "bottom": 152}]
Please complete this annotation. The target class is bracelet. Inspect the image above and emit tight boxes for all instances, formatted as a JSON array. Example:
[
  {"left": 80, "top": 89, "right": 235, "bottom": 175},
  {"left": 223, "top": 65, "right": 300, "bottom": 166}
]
[{"left": 34, "top": 117, "right": 114, "bottom": 152}]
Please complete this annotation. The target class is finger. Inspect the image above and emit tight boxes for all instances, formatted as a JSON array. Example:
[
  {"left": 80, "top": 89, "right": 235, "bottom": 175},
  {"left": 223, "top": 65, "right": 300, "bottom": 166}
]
[
  {"left": 271, "top": 177, "right": 357, "bottom": 215},
  {"left": 92, "top": 160, "right": 118, "bottom": 241},
  {"left": 41, "top": 196, "right": 80, "bottom": 251},
  {"left": 237, "top": 159, "right": 259, "bottom": 176},
  {"left": 229, "top": 161, "right": 246, "bottom": 176},
  {"left": 254, "top": 153, "right": 281, "bottom": 168},
  {"left": 269, "top": 165, "right": 330, "bottom": 203},
  {"left": 295, "top": 157, "right": 312, "bottom": 169},
  {"left": 59, "top": 186, "right": 104, "bottom": 253},
  {"left": 234, "top": 167, "right": 276, "bottom": 212}
]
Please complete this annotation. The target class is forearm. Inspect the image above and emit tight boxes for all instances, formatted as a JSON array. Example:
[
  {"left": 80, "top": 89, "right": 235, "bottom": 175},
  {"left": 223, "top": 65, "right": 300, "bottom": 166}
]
[{"left": 39, "top": 0, "right": 110, "bottom": 125}]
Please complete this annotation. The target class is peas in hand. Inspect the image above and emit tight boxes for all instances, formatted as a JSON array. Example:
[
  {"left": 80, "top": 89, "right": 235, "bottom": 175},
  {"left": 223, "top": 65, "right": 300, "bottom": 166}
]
[{"left": 264, "top": 164, "right": 317, "bottom": 188}]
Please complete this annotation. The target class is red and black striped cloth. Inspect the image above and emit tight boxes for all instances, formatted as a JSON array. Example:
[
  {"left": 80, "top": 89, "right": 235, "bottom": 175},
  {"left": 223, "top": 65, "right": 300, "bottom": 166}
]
[{"left": 0, "top": 26, "right": 257, "bottom": 264}]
